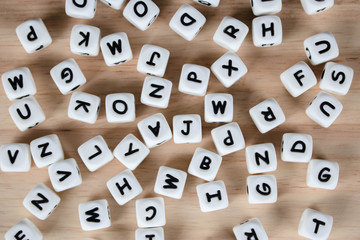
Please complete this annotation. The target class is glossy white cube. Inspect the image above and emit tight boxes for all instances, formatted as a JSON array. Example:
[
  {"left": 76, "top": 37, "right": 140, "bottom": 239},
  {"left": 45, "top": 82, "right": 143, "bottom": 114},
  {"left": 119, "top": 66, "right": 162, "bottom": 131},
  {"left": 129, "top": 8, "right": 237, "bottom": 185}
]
[
  {"left": 141, "top": 76, "right": 173, "bottom": 109},
  {"left": 5, "top": 218, "right": 42, "bottom": 240},
  {"left": 300, "top": 0, "right": 334, "bottom": 15},
  {"left": 247, "top": 175, "right": 277, "bottom": 204},
  {"left": 319, "top": 62, "right": 354, "bottom": 96},
  {"left": 65, "top": 0, "right": 97, "bottom": 19},
  {"left": 188, "top": 148, "right": 222, "bottom": 181},
  {"left": 193, "top": 0, "right": 220, "bottom": 7},
  {"left": 154, "top": 166, "right": 187, "bottom": 199},
  {"left": 135, "top": 227, "right": 164, "bottom": 240},
  {"left": 178, "top": 64, "right": 210, "bottom": 96},
  {"left": 137, "top": 44, "right": 170, "bottom": 77},
  {"left": 233, "top": 218, "right": 269, "bottom": 240},
  {"left": 78, "top": 199, "right": 111, "bottom": 231},
  {"left": 48, "top": 158, "right": 82, "bottom": 192},
  {"left": 245, "top": 143, "right": 277, "bottom": 174},
  {"left": 281, "top": 133, "right": 313, "bottom": 163},
  {"left": 252, "top": 16, "right": 282, "bottom": 47},
  {"left": 30, "top": 134, "right": 64, "bottom": 168},
  {"left": 204, "top": 93, "right": 233, "bottom": 123},
  {"left": 123, "top": 0, "right": 160, "bottom": 31},
  {"left": 68, "top": 91, "right": 101, "bottom": 124},
  {"left": 105, "top": 93, "right": 136, "bottom": 123},
  {"left": 0, "top": 143, "right": 31, "bottom": 172},
  {"left": 173, "top": 114, "right": 202, "bottom": 144},
  {"left": 251, "top": 0, "right": 282, "bottom": 16},
  {"left": 298, "top": 208, "right": 333, "bottom": 240},
  {"left": 2, "top": 67, "right": 36, "bottom": 101},
  {"left": 136, "top": 197, "right": 166, "bottom": 228},
  {"left": 100, "top": 32, "right": 133, "bottom": 66},
  {"left": 70, "top": 24, "right": 100, "bottom": 56},
  {"left": 196, "top": 180, "right": 229, "bottom": 212},
  {"left": 304, "top": 32, "right": 339, "bottom": 65},
  {"left": 211, "top": 122, "right": 245, "bottom": 156},
  {"left": 307, "top": 159, "right": 339, "bottom": 190},
  {"left": 101, "top": 0, "right": 125, "bottom": 9}
]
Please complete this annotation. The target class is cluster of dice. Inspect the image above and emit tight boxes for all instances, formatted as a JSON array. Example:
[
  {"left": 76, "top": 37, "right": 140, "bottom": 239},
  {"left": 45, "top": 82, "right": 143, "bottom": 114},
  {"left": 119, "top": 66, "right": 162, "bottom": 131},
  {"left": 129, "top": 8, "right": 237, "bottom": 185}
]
[{"left": 1, "top": 0, "right": 353, "bottom": 239}]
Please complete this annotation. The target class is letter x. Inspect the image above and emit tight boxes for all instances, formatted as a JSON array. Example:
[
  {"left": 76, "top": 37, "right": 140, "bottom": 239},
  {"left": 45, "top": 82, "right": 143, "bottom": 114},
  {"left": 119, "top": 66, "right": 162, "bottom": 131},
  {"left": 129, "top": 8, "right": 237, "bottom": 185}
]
[{"left": 222, "top": 60, "right": 238, "bottom": 77}]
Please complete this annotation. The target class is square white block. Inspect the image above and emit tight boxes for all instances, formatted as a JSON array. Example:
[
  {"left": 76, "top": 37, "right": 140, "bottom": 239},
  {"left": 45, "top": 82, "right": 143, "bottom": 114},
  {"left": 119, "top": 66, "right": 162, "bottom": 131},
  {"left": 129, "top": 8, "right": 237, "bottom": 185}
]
[
  {"left": 48, "top": 158, "right": 82, "bottom": 192},
  {"left": 173, "top": 114, "right": 202, "bottom": 144},
  {"left": 137, "top": 113, "right": 172, "bottom": 148},
  {"left": 30, "top": 134, "right": 64, "bottom": 168},
  {"left": 140, "top": 76, "right": 173, "bottom": 109},
  {"left": 233, "top": 218, "right": 269, "bottom": 240},
  {"left": 68, "top": 91, "right": 101, "bottom": 124},
  {"left": 251, "top": 0, "right": 282, "bottom": 16},
  {"left": 205, "top": 93, "right": 233, "bottom": 123},
  {"left": 123, "top": 0, "right": 160, "bottom": 31},
  {"left": 78, "top": 199, "right": 111, "bottom": 231},
  {"left": 8, "top": 96, "right": 46, "bottom": 132},
  {"left": 193, "top": 0, "right": 220, "bottom": 7},
  {"left": 211, "top": 122, "right": 245, "bottom": 156},
  {"left": 169, "top": 4, "right": 206, "bottom": 41},
  {"left": 247, "top": 175, "right": 277, "bottom": 204},
  {"left": 136, "top": 197, "right": 166, "bottom": 228},
  {"left": 306, "top": 91, "right": 343, "bottom": 128},
  {"left": 135, "top": 227, "right": 164, "bottom": 240},
  {"left": 211, "top": 52, "right": 248, "bottom": 88},
  {"left": 105, "top": 93, "right": 136, "bottom": 123},
  {"left": 304, "top": 32, "right": 339, "bottom": 65},
  {"left": 2, "top": 67, "right": 37, "bottom": 101},
  {"left": 307, "top": 159, "right": 339, "bottom": 190},
  {"left": 252, "top": 16, "right": 282, "bottom": 47},
  {"left": 188, "top": 148, "right": 222, "bottom": 181},
  {"left": 178, "top": 64, "right": 210, "bottom": 96},
  {"left": 78, "top": 135, "right": 114, "bottom": 172},
  {"left": 0, "top": 143, "right": 31, "bottom": 172},
  {"left": 154, "top": 166, "right": 187, "bottom": 199},
  {"left": 100, "top": 32, "right": 133, "bottom": 66},
  {"left": 107, "top": 169, "right": 143, "bottom": 205},
  {"left": 137, "top": 44, "right": 170, "bottom": 77},
  {"left": 196, "top": 180, "right": 229, "bottom": 212},
  {"left": 245, "top": 143, "right": 277, "bottom": 174},
  {"left": 300, "top": 0, "right": 334, "bottom": 15},
  {"left": 5, "top": 218, "right": 42, "bottom": 240},
  {"left": 298, "top": 208, "right": 333, "bottom": 240},
  {"left": 70, "top": 24, "right": 100, "bottom": 56},
  {"left": 23, "top": 183, "right": 61, "bottom": 220},
  {"left": 319, "top": 62, "right": 354, "bottom": 96},
  {"left": 101, "top": 0, "right": 125, "bottom": 9},
  {"left": 281, "top": 133, "right": 313, "bottom": 163},
  {"left": 65, "top": 0, "right": 97, "bottom": 19}
]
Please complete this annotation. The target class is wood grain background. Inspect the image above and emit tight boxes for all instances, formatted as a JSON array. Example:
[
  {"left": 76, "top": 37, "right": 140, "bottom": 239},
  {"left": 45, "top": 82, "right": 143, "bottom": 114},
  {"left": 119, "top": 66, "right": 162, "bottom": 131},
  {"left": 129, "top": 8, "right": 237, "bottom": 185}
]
[{"left": 1, "top": 0, "right": 360, "bottom": 239}]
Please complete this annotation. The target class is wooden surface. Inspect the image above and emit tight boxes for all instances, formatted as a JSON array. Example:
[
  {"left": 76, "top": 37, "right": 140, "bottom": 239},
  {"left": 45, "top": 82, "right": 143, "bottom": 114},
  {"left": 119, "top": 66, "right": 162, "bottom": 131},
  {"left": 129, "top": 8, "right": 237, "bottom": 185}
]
[{"left": 1, "top": 0, "right": 360, "bottom": 239}]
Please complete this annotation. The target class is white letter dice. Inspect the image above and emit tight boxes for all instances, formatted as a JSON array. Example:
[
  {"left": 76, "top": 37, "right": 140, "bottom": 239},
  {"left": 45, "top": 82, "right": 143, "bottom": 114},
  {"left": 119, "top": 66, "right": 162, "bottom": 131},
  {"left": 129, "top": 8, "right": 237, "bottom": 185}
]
[
  {"left": 70, "top": 24, "right": 100, "bottom": 56},
  {"left": 300, "top": 0, "right": 334, "bottom": 15},
  {"left": 136, "top": 197, "right": 166, "bottom": 228},
  {"left": 196, "top": 180, "right": 229, "bottom": 212},
  {"left": 307, "top": 159, "right": 339, "bottom": 190},
  {"left": 247, "top": 175, "right": 277, "bottom": 204},
  {"left": 233, "top": 218, "right": 269, "bottom": 240},
  {"left": 252, "top": 16, "right": 282, "bottom": 47},
  {"left": 48, "top": 158, "right": 82, "bottom": 192},
  {"left": 298, "top": 208, "right": 333, "bottom": 240},
  {"left": 245, "top": 143, "right": 277, "bottom": 174},
  {"left": 154, "top": 166, "right": 187, "bottom": 199},
  {"left": 141, "top": 77, "right": 173, "bottom": 109},
  {"left": 5, "top": 218, "right": 42, "bottom": 240},
  {"left": 281, "top": 133, "right": 313, "bottom": 163},
  {"left": 100, "top": 32, "right": 133, "bottom": 66},
  {"left": 319, "top": 62, "right": 354, "bottom": 96},
  {"left": 2, "top": 67, "right": 36, "bottom": 101},
  {"left": 65, "top": 0, "right": 97, "bottom": 19},
  {"left": 251, "top": 0, "right": 282, "bottom": 16},
  {"left": 30, "top": 134, "right": 64, "bottom": 168},
  {"left": 0, "top": 143, "right": 31, "bottom": 172},
  {"left": 211, "top": 122, "right": 245, "bottom": 156},
  {"left": 194, "top": 0, "right": 220, "bottom": 7},
  {"left": 205, "top": 93, "right": 233, "bottom": 123},
  {"left": 68, "top": 91, "right": 100, "bottom": 124},
  {"left": 78, "top": 199, "right": 111, "bottom": 231},
  {"left": 304, "top": 32, "right": 339, "bottom": 65},
  {"left": 178, "top": 64, "right": 210, "bottom": 96},
  {"left": 188, "top": 148, "right": 222, "bottom": 181},
  {"left": 173, "top": 114, "right": 202, "bottom": 144},
  {"left": 135, "top": 227, "right": 164, "bottom": 240},
  {"left": 123, "top": 0, "right": 160, "bottom": 31},
  {"left": 137, "top": 44, "right": 170, "bottom": 77},
  {"left": 106, "top": 93, "right": 136, "bottom": 123}
]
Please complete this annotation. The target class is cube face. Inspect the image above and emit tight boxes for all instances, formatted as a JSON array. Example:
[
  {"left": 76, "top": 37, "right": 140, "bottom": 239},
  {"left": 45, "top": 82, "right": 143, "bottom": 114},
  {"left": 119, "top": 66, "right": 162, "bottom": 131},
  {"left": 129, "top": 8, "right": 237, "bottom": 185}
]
[
  {"left": 211, "top": 122, "right": 245, "bottom": 156},
  {"left": 1, "top": 67, "right": 37, "bottom": 101},
  {"left": 304, "top": 32, "right": 339, "bottom": 65},
  {"left": 123, "top": 0, "right": 160, "bottom": 31},
  {"left": 48, "top": 158, "right": 82, "bottom": 192},
  {"left": 78, "top": 135, "right": 114, "bottom": 172},
  {"left": 50, "top": 58, "right": 87, "bottom": 95},
  {"left": 78, "top": 199, "right": 111, "bottom": 231},
  {"left": 173, "top": 114, "right": 202, "bottom": 144},
  {"left": 251, "top": 0, "right": 282, "bottom": 16},
  {"left": 30, "top": 134, "right": 64, "bottom": 168},
  {"left": 233, "top": 218, "right": 269, "bottom": 240},
  {"left": 281, "top": 133, "right": 313, "bottom": 163},
  {"left": 319, "top": 62, "right": 354, "bottom": 96},
  {"left": 196, "top": 180, "right": 229, "bottom": 212},
  {"left": 0, "top": 143, "right": 31, "bottom": 172},
  {"left": 135, "top": 227, "right": 164, "bottom": 240},
  {"left": 154, "top": 166, "right": 187, "bottom": 199},
  {"left": 169, "top": 4, "right": 206, "bottom": 41},
  {"left": 298, "top": 208, "right": 333, "bottom": 240},
  {"left": 100, "top": 0, "right": 125, "bottom": 9},
  {"left": 100, "top": 32, "right": 133, "bottom": 66},
  {"left": 5, "top": 218, "right": 42, "bottom": 240},
  {"left": 8, "top": 96, "right": 46, "bottom": 132},
  {"left": 65, "top": 0, "right": 97, "bottom": 19},
  {"left": 140, "top": 77, "right": 173, "bottom": 109},
  {"left": 193, "top": 0, "right": 220, "bottom": 7},
  {"left": 213, "top": 16, "right": 249, "bottom": 52},
  {"left": 245, "top": 143, "right": 277, "bottom": 174},
  {"left": 178, "top": 64, "right": 210, "bottom": 96},
  {"left": 136, "top": 197, "right": 166, "bottom": 228},
  {"left": 23, "top": 183, "right": 61, "bottom": 220},
  {"left": 252, "top": 16, "right": 282, "bottom": 47},
  {"left": 70, "top": 24, "right": 101, "bottom": 56},
  {"left": 307, "top": 159, "right": 339, "bottom": 190},
  {"left": 300, "top": 0, "right": 334, "bottom": 15},
  {"left": 105, "top": 93, "right": 136, "bottom": 123},
  {"left": 137, "top": 44, "right": 170, "bottom": 77},
  {"left": 16, "top": 18, "right": 52, "bottom": 54},
  {"left": 188, "top": 148, "right": 222, "bottom": 181},
  {"left": 305, "top": 91, "right": 343, "bottom": 128},
  {"left": 280, "top": 61, "right": 317, "bottom": 97},
  {"left": 249, "top": 98, "right": 286, "bottom": 134},
  {"left": 204, "top": 93, "right": 233, "bottom": 123},
  {"left": 247, "top": 175, "right": 277, "bottom": 204},
  {"left": 68, "top": 91, "right": 101, "bottom": 124},
  {"left": 107, "top": 169, "right": 143, "bottom": 205}
]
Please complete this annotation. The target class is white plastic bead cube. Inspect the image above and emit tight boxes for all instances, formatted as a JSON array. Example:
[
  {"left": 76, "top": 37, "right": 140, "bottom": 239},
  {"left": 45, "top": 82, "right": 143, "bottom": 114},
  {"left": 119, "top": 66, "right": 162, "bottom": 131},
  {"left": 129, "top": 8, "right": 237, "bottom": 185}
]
[
  {"left": 280, "top": 61, "right": 317, "bottom": 97},
  {"left": 233, "top": 218, "right": 269, "bottom": 240},
  {"left": 319, "top": 62, "right": 354, "bottom": 96},
  {"left": 105, "top": 93, "right": 136, "bottom": 123},
  {"left": 136, "top": 197, "right": 166, "bottom": 228},
  {"left": 0, "top": 143, "right": 31, "bottom": 172},
  {"left": 137, "top": 44, "right": 170, "bottom": 77},
  {"left": 48, "top": 158, "right": 82, "bottom": 192},
  {"left": 306, "top": 91, "right": 343, "bottom": 128},
  {"left": 107, "top": 169, "right": 143, "bottom": 205},
  {"left": 23, "top": 183, "right": 61, "bottom": 220},
  {"left": 298, "top": 208, "right": 333, "bottom": 240},
  {"left": 30, "top": 134, "right": 64, "bottom": 168},
  {"left": 245, "top": 143, "right": 277, "bottom": 174},
  {"left": 50, "top": 58, "right": 87, "bottom": 95},
  {"left": 281, "top": 133, "right": 313, "bottom": 163},
  {"left": 78, "top": 199, "right": 111, "bottom": 231},
  {"left": 304, "top": 32, "right": 339, "bottom": 65},
  {"left": 135, "top": 227, "right": 164, "bottom": 240},
  {"left": 78, "top": 135, "right": 114, "bottom": 172},
  {"left": 193, "top": 0, "right": 220, "bottom": 7},
  {"left": 251, "top": 0, "right": 282, "bottom": 16},
  {"left": 196, "top": 180, "right": 229, "bottom": 212},
  {"left": 300, "top": 0, "right": 334, "bottom": 15},
  {"left": 101, "top": 0, "right": 125, "bottom": 9},
  {"left": 252, "top": 16, "right": 282, "bottom": 47},
  {"left": 100, "top": 32, "right": 133, "bottom": 66},
  {"left": 247, "top": 175, "right": 277, "bottom": 204},
  {"left": 70, "top": 24, "right": 100, "bottom": 56},
  {"left": 178, "top": 64, "right": 210, "bottom": 96},
  {"left": 173, "top": 114, "right": 202, "bottom": 144},
  {"left": 169, "top": 4, "right": 206, "bottom": 41},
  {"left": 188, "top": 148, "right": 222, "bottom": 181},
  {"left": 5, "top": 218, "right": 42, "bottom": 240},
  {"left": 65, "top": 0, "right": 97, "bottom": 19},
  {"left": 140, "top": 77, "right": 173, "bottom": 109},
  {"left": 213, "top": 16, "right": 249, "bottom": 52},
  {"left": 211, "top": 122, "right": 245, "bottom": 156},
  {"left": 137, "top": 113, "right": 172, "bottom": 148},
  {"left": 2, "top": 67, "right": 36, "bottom": 101},
  {"left": 211, "top": 52, "right": 248, "bottom": 88},
  {"left": 249, "top": 98, "right": 285, "bottom": 134},
  {"left": 123, "top": 0, "right": 160, "bottom": 31},
  {"left": 16, "top": 18, "right": 52, "bottom": 54},
  {"left": 113, "top": 134, "right": 150, "bottom": 170},
  {"left": 204, "top": 93, "right": 233, "bottom": 123},
  {"left": 154, "top": 166, "right": 187, "bottom": 199},
  {"left": 8, "top": 96, "right": 46, "bottom": 132},
  {"left": 68, "top": 91, "right": 100, "bottom": 124},
  {"left": 307, "top": 159, "right": 339, "bottom": 190}
]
